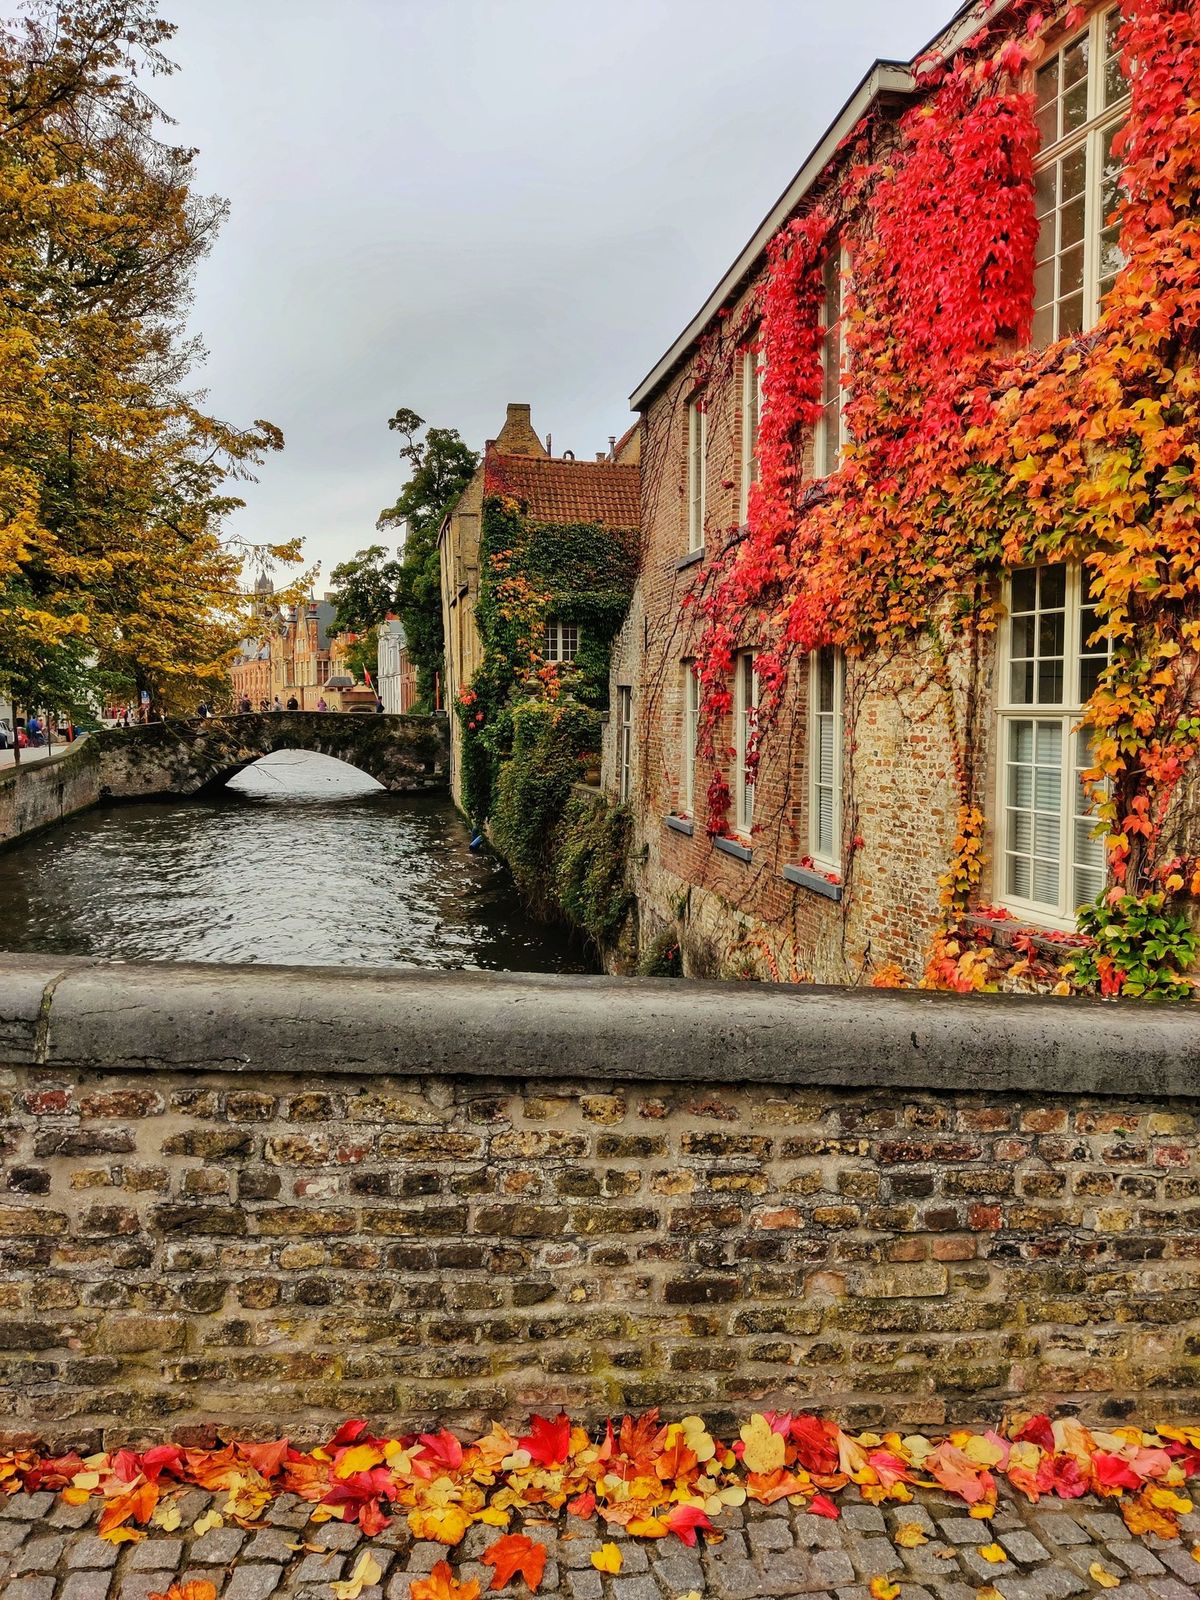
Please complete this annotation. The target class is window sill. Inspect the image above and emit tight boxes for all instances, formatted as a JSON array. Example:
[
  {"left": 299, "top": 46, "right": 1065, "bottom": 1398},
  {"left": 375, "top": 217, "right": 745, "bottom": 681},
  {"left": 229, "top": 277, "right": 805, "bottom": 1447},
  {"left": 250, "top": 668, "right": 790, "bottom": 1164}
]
[
  {"left": 664, "top": 815, "right": 694, "bottom": 837},
  {"left": 964, "top": 909, "right": 1088, "bottom": 949},
  {"left": 714, "top": 835, "right": 752, "bottom": 863},
  {"left": 677, "top": 547, "right": 705, "bottom": 571},
  {"left": 783, "top": 863, "right": 843, "bottom": 902}
]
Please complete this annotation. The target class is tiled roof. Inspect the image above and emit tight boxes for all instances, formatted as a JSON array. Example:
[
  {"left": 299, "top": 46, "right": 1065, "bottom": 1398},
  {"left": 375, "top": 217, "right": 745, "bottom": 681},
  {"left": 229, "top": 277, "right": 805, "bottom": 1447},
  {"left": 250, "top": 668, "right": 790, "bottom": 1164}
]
[{"left": 484, "top": 453, "right": 640, "bottom": 531}]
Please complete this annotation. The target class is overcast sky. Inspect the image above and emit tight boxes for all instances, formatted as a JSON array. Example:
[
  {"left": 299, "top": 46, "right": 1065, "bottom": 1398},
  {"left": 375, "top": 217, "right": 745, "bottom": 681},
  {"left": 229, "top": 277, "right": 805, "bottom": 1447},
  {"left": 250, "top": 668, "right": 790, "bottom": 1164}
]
[{"left": 155, "top": 0, "right": 954, "bottom": 584}]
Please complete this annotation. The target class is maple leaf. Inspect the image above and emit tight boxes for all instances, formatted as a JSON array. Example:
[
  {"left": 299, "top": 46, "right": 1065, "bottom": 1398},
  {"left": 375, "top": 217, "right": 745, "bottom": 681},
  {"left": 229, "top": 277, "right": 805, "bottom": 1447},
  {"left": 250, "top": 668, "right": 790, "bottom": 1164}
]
[
  {"left": 410, "top": 1563, "right": 481, "bottom": 1600},
  {"left": 482, "top": 1532, "right": 547, "bottom": 1592},
  {"left": 99, "top": 1481, "right": 159, "bottom": 1542},
  {"left": 148, "top": 1586, "right": 217, "bottom": 1600},
  {"left": 517, "top": 1414, "right": 570, "bottom": 1469},
  {"left": 408, "top": 1505, "right": 472, "bottom": 1546},
  {"left": 740, "top": 1415, "right": 786, "bottom": 1475},
  {"left": 590, "top": 1543, "right": 622, "bottom": 1573},
  {"left": 665, "top": 1505, "right": 715, "bottom": 1547}
]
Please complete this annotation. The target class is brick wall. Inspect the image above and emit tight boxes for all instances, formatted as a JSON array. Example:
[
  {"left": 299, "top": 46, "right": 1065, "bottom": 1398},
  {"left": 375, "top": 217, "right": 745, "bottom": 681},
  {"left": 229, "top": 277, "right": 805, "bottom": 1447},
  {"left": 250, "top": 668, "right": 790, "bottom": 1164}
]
[{"left": 2, "top": 1062, "right": 1197, "bottom": 1449}]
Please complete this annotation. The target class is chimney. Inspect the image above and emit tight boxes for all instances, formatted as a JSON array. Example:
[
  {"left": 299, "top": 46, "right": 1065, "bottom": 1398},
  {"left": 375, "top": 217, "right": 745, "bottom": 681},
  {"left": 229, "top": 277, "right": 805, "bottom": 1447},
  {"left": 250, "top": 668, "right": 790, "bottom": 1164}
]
[
  {"left": 595, "top": 451, "right": 606, "bottom": 461},
  {"left": 608, "top": 435, "right": 617, "bottom": 459},
  {"left": 495, "top": 402, "right": 548, "bottom": 459}
]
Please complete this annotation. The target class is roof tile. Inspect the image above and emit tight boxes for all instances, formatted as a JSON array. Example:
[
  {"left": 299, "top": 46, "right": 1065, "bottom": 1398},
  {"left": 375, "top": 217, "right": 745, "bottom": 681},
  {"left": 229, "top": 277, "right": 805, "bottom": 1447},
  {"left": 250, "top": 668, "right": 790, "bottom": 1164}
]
[{"left": 484, "top": 453, "right": 639, "bottom": 530}]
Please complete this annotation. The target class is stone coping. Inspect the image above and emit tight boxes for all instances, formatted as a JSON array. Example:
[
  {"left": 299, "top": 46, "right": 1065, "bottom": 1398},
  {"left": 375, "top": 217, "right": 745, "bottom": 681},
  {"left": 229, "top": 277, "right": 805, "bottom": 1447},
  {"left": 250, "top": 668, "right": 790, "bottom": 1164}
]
[{"left": 0, "top": 955, "right": 1196, "bottom": 1097}]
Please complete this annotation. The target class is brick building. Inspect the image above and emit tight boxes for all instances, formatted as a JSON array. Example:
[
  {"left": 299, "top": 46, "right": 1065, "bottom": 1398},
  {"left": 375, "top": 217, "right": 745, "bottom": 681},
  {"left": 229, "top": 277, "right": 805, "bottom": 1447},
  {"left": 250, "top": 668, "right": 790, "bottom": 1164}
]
[
  {"left": 439, "top": 403, "right": 639, "bottom": 811},
  {"left": 604, "top": 0, "right": 1190, "bottom": 987},
  {"left": 231, "top": 588, "right": 372, "bottom": 711}
]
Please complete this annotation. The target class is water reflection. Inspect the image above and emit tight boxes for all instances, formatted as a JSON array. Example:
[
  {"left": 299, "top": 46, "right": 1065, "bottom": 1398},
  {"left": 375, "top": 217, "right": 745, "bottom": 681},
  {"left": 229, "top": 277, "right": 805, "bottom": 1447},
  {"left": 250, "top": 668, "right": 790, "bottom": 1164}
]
[{"left": 0, "top": 751, "right": 591, "bottom": 973}]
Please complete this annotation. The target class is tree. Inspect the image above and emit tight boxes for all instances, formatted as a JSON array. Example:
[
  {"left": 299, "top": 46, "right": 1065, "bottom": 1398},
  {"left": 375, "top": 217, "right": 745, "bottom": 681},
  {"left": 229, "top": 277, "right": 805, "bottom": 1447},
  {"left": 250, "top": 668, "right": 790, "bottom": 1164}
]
[
  {"left": 0, "top": 0, "right": 297, "bottom": 718},
  {"left": 376, "top": 409, "right": 478, "bottom": 709}
]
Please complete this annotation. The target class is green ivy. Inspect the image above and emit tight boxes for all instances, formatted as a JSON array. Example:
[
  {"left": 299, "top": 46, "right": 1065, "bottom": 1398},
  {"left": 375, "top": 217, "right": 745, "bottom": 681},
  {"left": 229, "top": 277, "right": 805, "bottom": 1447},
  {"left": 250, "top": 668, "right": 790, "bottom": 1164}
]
[
  {"left": 1069, "top": 892, "right": 1199, "bottom": 1002},
  {"left": 554, "top": 795, "right": 633, "bottom": 947}
]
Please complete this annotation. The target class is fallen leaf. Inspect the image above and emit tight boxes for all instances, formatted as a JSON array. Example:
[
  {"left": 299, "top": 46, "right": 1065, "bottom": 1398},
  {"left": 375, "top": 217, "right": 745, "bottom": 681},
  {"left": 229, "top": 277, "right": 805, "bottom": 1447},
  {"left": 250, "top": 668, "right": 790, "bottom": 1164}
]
[
  {"left": 977, "top": 1587, "right": 1004, "bottom": 1600},
  {"left": 590, "top": 1544, "right": 622, "bottom": 1574},
  {"left": 809, "top": 1494, "right": 840, "bottom": 1520},
  {"left": 148, "top": 1586, "right": 218, "bottom": 1600},
  {"left": 410, "top": 1564, "right": 481, "bottom": 1600},
  {"left": 152, "top": 1503, "right": 182, "bottom": 1533},
  {"left": 1191, "top": 1547, "right": 1200, "bottom": 1565},
  {"left": 332, "top": 1551, "right": 383, "bottom": 1600},
  {"left": 192, "top": 1509, "right": 224, "bottom": 1537},
  {"left": 1089, "top": 1564, "right": 1120, "bottom": 1590},
  {"left": 894, "top": 1524, "right": 928, "bottom": 1548},
  {"left": 869, "top": 1578, "right": 901, "bottom": 1600},
  {"left": 408, "top": 1506, "right": 472, "bottom": 1547},
  {"left": 977, "top": 1545, "right": 1007, "bottom": 1564},
  {"left": 482, "top": 1533, "right": 546, "bottom": 1592}
]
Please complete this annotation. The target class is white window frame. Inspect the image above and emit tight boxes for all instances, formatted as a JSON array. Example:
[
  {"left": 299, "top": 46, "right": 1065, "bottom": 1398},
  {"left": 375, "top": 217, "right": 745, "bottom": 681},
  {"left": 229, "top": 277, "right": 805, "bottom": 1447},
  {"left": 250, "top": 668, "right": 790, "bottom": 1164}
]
[
  {"left": 813, "top": 246, "right": 848, "bottom": 478},
  {"left": 996, "top": 563, "right": 1110, "bottom": 927},
  {"left": 808, "top": 647, "right": 844, "bottom": 871},
  {"left": 1032, "top": 5, "right": 1129, "bottom": 346},
  {"left": 687, "top": 397, "right": 707, "bottom": 551},
  {"left": 618, "top": 686, "right": 633, "bottom": 803},
  {"left": 733, "top": 652, "right": 759, "bottom": 836},
  {"left": 543, "top": 620, "right": 580, "bottom": 663},
  {"left": 739, "top": 342, "right": 763, "bottom": 523},
  {"left": 682, "top": 662, "right": 699, "bottom": 817}
]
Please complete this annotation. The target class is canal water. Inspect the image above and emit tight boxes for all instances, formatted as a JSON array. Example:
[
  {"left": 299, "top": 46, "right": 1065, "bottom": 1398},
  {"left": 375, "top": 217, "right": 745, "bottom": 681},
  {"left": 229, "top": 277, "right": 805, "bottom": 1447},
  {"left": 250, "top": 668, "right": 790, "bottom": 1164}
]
[{"left": 0, "top": 751, "right": 592, "bottom": 972}]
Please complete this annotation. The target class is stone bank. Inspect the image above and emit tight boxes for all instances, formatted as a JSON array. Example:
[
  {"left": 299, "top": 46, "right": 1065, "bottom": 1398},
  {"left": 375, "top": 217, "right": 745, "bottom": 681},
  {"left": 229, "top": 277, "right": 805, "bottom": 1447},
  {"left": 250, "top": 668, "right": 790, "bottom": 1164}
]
[{"left": 0, "top": 956, "right": 1196, "bottom": 1447}]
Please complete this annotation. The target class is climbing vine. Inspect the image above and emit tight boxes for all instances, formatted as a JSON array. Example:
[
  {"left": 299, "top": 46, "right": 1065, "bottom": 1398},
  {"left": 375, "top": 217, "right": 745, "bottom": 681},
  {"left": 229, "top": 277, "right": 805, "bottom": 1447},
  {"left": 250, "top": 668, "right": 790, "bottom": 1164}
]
[{"left": 687, "top": 0, "right": 1200, "bottom": 998}]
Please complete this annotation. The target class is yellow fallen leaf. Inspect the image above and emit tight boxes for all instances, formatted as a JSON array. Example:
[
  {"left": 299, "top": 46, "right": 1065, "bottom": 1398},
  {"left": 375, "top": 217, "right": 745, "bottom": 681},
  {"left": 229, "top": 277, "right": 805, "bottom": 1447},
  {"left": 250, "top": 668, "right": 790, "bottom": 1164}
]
[
  {"left": 1148, "top": 1487, "right": 1193, "bottom": 1515},
  {"left": 1191, "top": 1546, "right": 1200, "bottom": 1565},
  {"left": 1089, "top": 1563, "right": 1120, "bottom": 1589},
  {"left": 62, "top": 1488, "right": 92, "bottom": 1506},
  {"left": 740, "top": 1413, "right": 786, "bottom": 1475},
  {"left": 977, "top": 1588, "right": 1004, "bottom": 1600},
  {"left": 193, "top": 1509, "right": 224, "bottom": 1536},
  {"left": 591, "top": 1544, "right": 623, "bottom": 1574},
  {"left": 977, "top": 1545, "right": 1007, "bottom": 1564},
  {"left": 895, "top": 1525, "right": 929, "bottom": 1549},
  {"left": 331, "top": 1550, "right": 382, "bottom": 1600},
  {"left": 869, "top": 1579, "right": 901, "bottom": 1600},
  {"left": 678, "top": 1593, "right": 702, "bottom": 1600},
  {"left": 970, "top": 1502, "right": 997, "bottom": 1520},
  {"left": 103, "top": 1528, "right": 145, "bottom": 1545},
  {"left": 152, "top": 1503, "right": 182, "bottom": 1532},
  {"left": 336, "top": 1444, "right": 384, "bottom": 1478}
]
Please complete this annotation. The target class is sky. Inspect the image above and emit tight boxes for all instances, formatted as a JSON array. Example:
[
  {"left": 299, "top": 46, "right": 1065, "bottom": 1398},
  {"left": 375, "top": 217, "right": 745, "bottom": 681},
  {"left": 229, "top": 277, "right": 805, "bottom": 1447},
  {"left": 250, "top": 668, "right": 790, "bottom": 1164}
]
[{"left": 153, "top": 0, "right": 957, "bottom": 584}]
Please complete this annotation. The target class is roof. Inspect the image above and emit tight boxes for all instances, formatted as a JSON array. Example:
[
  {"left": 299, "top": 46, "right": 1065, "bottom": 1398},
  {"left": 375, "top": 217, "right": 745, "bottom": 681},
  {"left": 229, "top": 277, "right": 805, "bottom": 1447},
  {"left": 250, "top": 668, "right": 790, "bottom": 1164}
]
[
  {"left": 484, "top": 453, "right": 640, "bottom": 531},
  {"left": 628, "top": 0, "right": 1010, "bottom": 411}
]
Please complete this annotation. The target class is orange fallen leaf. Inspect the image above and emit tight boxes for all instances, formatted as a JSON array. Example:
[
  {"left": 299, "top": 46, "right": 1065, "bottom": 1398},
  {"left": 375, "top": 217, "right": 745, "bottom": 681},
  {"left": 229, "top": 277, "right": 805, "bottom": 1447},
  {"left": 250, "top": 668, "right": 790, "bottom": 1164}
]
[
  {"left": 590, "top": 1544, "right": 622, "bottom": 1574},
  {"left": 894, "top": 1524, "right": 928, "bottom": 1548},
  {"left": 1089, "top": 1564, "right": 1120, "bottom": 1589},
  {"left": 148, "top": 1586, "right": 218, "bottom": 1600},
  {"left": 482, "top": 1532, "right": 547, "bottom": 1592},
  {"left": 410, "top": 1563, "right": 481, "bottom": 1600},
  {"left": 1191, "top": 1547, "right": 1200, "bottom": 1565},
  {"left": 869, "top": 1578, "right": 901, "bottom": 1600}
]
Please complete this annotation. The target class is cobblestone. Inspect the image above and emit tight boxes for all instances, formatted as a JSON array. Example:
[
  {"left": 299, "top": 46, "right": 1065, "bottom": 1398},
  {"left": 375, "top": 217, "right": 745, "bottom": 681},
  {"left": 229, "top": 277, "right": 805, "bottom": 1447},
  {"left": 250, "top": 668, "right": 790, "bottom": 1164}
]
[{"left": 0, "top": 1484, "right": 1191, "bottom": 1600}]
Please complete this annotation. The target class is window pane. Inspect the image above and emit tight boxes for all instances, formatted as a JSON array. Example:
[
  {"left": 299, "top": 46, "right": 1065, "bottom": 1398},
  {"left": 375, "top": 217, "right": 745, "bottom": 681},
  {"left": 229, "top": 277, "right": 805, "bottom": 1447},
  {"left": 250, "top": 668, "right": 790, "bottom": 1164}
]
[
  {"left": 1037, "top": 658, "right": 1064, "bottom": 704},
  {"left": 1011, "top": 568, "right": 1037, "bottom": 613}
]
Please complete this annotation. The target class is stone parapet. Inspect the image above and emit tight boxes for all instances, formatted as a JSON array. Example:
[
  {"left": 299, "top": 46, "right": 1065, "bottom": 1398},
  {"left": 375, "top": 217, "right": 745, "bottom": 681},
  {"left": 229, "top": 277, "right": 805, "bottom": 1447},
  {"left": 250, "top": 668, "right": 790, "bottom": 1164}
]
[{"left": 0, "top": 957, "right": 1196, "bottom": 1445}]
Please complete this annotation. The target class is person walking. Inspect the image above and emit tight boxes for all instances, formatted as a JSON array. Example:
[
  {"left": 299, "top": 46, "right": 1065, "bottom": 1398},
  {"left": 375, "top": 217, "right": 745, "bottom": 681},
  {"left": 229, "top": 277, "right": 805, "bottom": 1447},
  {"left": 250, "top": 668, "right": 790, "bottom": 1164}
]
[
  {"left": 272, "top": 695, "right": 283, "bottom": 712},
  {"left": 285, "top": 694, "right": 299, "bottom": 711},
  {"left": 316, "top": 696, "right": 328, "bottom": 713}
]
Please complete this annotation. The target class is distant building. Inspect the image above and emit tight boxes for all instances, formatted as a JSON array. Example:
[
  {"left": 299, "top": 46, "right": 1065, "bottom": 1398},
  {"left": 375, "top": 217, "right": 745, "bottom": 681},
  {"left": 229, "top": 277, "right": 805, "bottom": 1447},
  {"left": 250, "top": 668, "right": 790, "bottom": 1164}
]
[{"left": 377, "top": 615, "right": 417, "bottom": 714}]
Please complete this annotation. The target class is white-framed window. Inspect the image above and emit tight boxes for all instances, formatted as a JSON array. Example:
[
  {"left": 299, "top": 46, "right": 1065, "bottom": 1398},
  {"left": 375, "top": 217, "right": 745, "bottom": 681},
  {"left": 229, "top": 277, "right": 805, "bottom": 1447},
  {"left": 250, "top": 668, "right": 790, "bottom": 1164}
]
[
  {"left": 682, "top": 661, "right": 699, "bottom": 816},
  {"left": 1032, "top": 6, "right": 1128, "bottom": 346},
  {"left": 809, "top": 647, "right": 844, "bottom": 869},
  {"left": 997, "top": 563, "right": 1110, "bottom": 923},
  {"left": 543, "top": 620, "right": 579, "bottom": 662},
  {"left": 739, "top": 342, "right": 763, "bottom": 523},
  {"left": 733, "top": 652, "right": 759, "bottom": 835},
  {"left": 618, "top": 686, "right": 633, "bottom": 803},
  {"left": 813, "top": 247, "right": 847, "bottom": 478},
  {"left": 687, "top": 397, "right": 707, "bottom": 551}
]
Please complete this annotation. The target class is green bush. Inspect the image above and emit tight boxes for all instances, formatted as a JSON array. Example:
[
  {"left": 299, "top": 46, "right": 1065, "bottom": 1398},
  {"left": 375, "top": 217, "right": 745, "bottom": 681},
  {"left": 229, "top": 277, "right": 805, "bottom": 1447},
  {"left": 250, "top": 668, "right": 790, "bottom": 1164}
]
[
  {"left": 555, "top": 796, "right": 632, "bottom": 948},
  {"left": 1069, "top": 891, "right": 1199, "bottom": 1001}
]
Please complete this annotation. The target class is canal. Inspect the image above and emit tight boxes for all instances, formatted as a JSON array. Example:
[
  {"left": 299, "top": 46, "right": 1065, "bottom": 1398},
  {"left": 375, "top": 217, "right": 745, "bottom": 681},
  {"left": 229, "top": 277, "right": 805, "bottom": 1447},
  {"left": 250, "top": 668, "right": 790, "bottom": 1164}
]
[{"left": 0, "top": 751, "right": 592, "bottom": 972}]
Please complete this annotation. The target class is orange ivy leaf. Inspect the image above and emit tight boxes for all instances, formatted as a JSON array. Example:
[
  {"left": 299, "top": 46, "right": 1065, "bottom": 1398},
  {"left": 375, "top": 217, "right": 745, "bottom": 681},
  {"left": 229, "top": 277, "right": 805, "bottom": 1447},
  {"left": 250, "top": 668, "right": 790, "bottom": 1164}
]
[{"left": 482, "top": 1532, "right": 547, "bottom": 1592}]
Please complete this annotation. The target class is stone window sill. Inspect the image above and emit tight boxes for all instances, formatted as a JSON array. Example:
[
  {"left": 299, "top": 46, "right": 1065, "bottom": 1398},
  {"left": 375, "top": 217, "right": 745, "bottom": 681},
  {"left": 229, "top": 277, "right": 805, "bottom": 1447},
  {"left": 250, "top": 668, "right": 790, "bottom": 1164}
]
[
  {"left": 783, "top": 863, "right": 843, "bottom": 902},
  {"left": 963, "top": 911, "right": 1089, "bottom": 953},
  {"left": 677, "top": 547, "right": 705, "bottom": 571},
  {"left": 714, "top": 835, "right": 752, "bottom": 863},
  {"left": 664, "top": 815, "right": 694, "bottom": 837}
]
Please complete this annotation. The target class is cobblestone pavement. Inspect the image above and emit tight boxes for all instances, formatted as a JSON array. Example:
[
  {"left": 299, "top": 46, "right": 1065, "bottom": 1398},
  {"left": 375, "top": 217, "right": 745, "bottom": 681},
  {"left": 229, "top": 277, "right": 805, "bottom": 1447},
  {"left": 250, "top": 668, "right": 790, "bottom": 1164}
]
[{"left": 0, "top": 1487, "right": 1198, "bottom": 1600}]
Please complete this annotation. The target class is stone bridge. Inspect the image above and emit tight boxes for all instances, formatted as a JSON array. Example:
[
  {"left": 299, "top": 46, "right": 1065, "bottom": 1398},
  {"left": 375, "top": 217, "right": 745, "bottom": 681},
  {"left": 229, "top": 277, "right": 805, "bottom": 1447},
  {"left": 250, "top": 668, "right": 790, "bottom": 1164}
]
[{"left": 0, "top": 712, "right": 450, "bottom": 844}]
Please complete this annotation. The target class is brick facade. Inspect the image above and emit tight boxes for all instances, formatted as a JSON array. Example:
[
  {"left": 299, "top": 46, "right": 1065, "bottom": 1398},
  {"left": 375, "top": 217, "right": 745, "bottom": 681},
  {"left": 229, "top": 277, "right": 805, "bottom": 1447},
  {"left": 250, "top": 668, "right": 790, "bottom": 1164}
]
[{"left": 0, "top": 1062, "right": 1196, "bottom": 1447}]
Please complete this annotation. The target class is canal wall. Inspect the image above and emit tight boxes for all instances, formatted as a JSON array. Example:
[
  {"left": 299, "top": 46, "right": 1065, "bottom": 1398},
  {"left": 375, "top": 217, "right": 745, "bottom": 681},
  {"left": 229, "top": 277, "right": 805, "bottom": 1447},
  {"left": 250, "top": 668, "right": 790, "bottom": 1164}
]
[
  {"left": 0, "top": 714, "right": 451, "bottom": 845},
  {"left": 0, "top": 955, "right": 1196, "bottom": 1448}
]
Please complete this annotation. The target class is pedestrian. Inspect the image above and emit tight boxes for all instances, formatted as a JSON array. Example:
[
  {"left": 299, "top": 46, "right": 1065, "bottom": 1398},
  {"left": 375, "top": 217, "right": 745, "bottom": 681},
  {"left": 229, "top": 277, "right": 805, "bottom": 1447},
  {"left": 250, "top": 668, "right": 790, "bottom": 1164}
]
[
  {"left": 120, "top": 708, "right": 130, "bottom": 729},
  {"left": 316, "top": 696, "right": 328, "bottom": 713},
  {"left": 272, "top": 695, "right": 283, "bottom": 712},
  {"left": 239, "top": 696, "right": 252, "bottom": 715},
  {"left": 26, "top": 712, "right": 42, "bottom": 747},
  {"left": 286, "top": 695, "right": 299, "bottom": 711},
  {"left": 375, "top": 696, "right": 384, "bottom": 714}
]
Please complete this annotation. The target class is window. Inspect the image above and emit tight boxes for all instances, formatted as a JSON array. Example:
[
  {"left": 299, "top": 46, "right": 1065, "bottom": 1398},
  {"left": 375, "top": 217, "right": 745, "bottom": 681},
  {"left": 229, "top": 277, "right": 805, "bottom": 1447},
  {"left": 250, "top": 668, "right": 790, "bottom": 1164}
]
[
  {"left": 687, "top": 398, "right": 707, "bottom": 550},
  {"left": 739, "top": 343, "right": 763, "bottom": 522},
  {"left": 618, "top": 686, "right": 633, "bottom": 803},
  {"left": 543, "top": 620, "right": 579, "bottom": 662},
  {"left": 814, "top": 249, "right": 846, "bottom": 477},
  {"left": 734, "top": 652, "right": 758, "bottom": 835},
  {"left": 809, "top": 647, "right": 844, "bottom": 869},
  {"left": 682, "top": 662, "right": 699, "bottom": 816},
  {"left": 1032, "top": 6, "right": 1128, "bottom": 345},
  {"left": 998, "top": 563, "right": 1110, "bottom": 922}
]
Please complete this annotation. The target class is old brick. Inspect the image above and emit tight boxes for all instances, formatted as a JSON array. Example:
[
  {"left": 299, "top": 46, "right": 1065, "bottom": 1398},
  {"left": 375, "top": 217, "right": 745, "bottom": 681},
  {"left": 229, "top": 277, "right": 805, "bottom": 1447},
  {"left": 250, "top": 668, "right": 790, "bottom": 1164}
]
[
  {"left": 379, "top": 1132, "right": 482, "bottom": 1160},
  {"left": 162, "top": 1130, "right": 253, "bottom": 1159},
  {"left": 151, "top": 1205, "right": 246, "bottom": 1237},
  {"left": 102, "top": 1316, "right": 185, "bottom": 1354},
  {"left": 34, "top": 1131, "right": 134, "bottom": 1157},
  {"left": 0, "top": 1208, "right": 68, "bottom": 1237},
  {"left": 597, "top": 1134, "right": 669, "bottom": 1159}
]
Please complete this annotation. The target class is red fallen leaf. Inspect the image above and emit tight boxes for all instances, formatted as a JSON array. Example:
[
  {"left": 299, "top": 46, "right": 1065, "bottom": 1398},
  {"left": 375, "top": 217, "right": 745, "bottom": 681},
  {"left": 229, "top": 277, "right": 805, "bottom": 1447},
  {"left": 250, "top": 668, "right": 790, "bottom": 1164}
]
[
  {"left": 327, "top": 1419, "right": 368, "bottom": 1450},
  {"left": 1093, "top": 1453, "right": 1142, "bottom": 1492},
  {"left": 419, "top": 1430, "right": 464, "bottom": 1472},
  {"left": 664, "top": 1504, "right": 716, "bottom": 1546},
  {"left": 110, "top": 1449, "right": 143, "bottom": 1483},
  {"left": 99, "top": 1480, "right": 158, "bottom": 1539},
  {"left": 141, "top": 1445, "right": 185, "bottom": 1482},
  {"left": 565, "top": 1492, "right": 595, "bottom": 1520},
  {"left": 809, "top": 1494, "right": 841, "bottom": 1520},
  {"left": 791, "top": 1415, "right": 841, "bottom": 1475},
  {"left": 518, "top": 1414, "right": 570, "bottom": 1468},
  {"left": 482, "top": 1532, "right": 546, "bottom": 1592},
  {"left": 618, "top": 1410, "right": 663, "bottom": 1470},
  {"left": 238, "top": 1439, "right": 292, "bottom": 1478},
  {"left": 1045, "top": 1454, "right": 1089, "bottom": 1500},
  {"left": 1017, "top": 1415, "right": 1064, "bottom": 1452}
]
